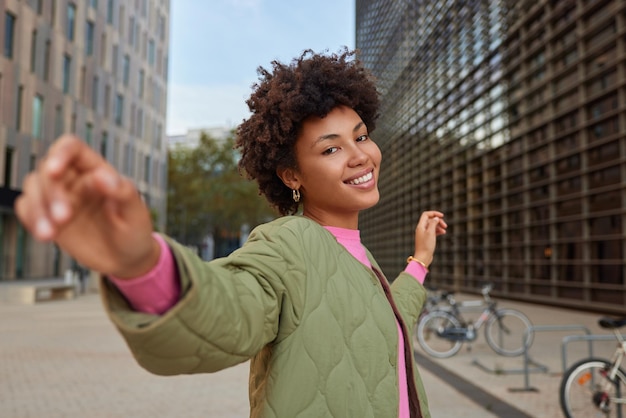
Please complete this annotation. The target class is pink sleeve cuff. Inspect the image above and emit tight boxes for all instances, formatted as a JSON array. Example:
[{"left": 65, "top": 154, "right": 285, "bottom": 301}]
[
  {"left": 108, "top": 233, "right": 181, "bottom": 314},
  {"left": 404, "top": 260, "right": 428, "bottom": 284}
]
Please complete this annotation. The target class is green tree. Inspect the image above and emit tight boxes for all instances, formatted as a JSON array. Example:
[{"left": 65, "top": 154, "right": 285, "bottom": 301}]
[{"left": 167, "top": 131, "right": 276, "bottom": 253}]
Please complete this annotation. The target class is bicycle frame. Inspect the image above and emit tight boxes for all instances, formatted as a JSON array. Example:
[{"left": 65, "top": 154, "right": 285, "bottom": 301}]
[
  {"left": 438, "top": 298, "right": 497, "bottom": 342},
  {"left": 448, "top": 293, "right": 497, "bottom": 334},
  {"left": 603, "top": 329, "right": 626, "bottom": 407}
]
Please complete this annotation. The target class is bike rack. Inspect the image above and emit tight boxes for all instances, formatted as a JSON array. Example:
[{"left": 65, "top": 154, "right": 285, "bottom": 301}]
[
  {"left": 561, "top": 334, "right": 616, "bottom": 371},
  {"left": 508, "top": 324, "right": 592, "bottom": 393}
]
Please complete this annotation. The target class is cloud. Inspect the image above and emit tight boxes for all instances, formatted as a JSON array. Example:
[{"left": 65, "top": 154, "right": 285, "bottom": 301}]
[{"left": 166, "top": 83, "right": 253, "bottom": 135}]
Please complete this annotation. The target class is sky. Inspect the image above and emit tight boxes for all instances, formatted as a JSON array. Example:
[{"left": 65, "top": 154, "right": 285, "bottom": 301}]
[{"left": 165, "top": 0, "right": 356, "bottom": 135}]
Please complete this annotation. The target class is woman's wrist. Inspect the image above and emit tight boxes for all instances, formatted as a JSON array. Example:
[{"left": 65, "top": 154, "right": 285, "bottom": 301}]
[
  {"left": 407, "top": 256, "right": 432, "bottom": 272},
  {"left": 110, "top": 235, "right": 162, "bottom": 279},
  {"left": 409, "top": 252, "right": 433, "bottom": 269}
]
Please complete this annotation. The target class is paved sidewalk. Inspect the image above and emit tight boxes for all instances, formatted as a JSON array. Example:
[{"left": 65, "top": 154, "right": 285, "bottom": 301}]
[{"left": 0, "top": 291, "right": 617, "bottom": 417}]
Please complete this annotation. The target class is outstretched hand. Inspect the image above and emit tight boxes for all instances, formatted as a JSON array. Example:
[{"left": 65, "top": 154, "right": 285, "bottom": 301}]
[
  {"left": 413, "top": 210, "right": 447, "bottom": 268},
  {"left": 14, "top": 135, "right": 159, "bottom": 278}
]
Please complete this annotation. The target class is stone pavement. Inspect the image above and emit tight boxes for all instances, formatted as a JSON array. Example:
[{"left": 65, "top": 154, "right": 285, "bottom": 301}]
[{"left": 0, "top": 290, "right": 619, "bottom": 417}]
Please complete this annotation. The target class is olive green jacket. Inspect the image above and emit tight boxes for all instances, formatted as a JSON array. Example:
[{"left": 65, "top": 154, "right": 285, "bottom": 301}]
[{"left": 101, "top": 216, "right": 430, "bottom": 417}]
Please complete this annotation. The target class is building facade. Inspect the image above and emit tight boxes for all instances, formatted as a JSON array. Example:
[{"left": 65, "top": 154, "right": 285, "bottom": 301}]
[
  {"left": 167, "top": 125, "right": 233, "bottom": 150},
  {"left": 356, "top": 0, "right": 626, "bottom": 313},
  {"left": 0, "top": 0, "right": 170, "bottom": 280}
]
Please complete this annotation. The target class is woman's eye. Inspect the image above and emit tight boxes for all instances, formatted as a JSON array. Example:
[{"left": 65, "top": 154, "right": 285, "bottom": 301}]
[
  {"left": 322, "top": 147, "right": 338, "bottom": 155},
  {"left": 356, "top": 134, "right": 369, "bottom": 142}
]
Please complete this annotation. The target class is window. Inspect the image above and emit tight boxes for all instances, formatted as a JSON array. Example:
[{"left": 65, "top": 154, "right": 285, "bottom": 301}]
[
  {"left": 79, "top": 65, "right": 86, "bottom": 100},
  {"left": 30, "top": 30, "right": 38, "bottom": 73},
  {"left": 137, "top": 108, "right": 143, "bottom": 137},
  {"left": 128, "top": 16, "right": 134, "bottom": 45},
  {"left": 138, "top": 69, "right": 145, "bottom": 98},
  {"left": 89, "top": 0, "right": 98, "bottom": 9},
  {"left": 114, "top": 94, "right": 124, "bottom": 126},
  {"left": 63, "top": 54, "right": 72, "bottom": 94},
  {"left": 32, "top": 94, "right": 44, "bottom": 139},
  {"left": 107, "top": 0, "right": 114, "bottom": 24},
  {"left": 67, "top": 3, "right": 76, "bottom": 41},
  {"left": 4, "top": 147, "right": 14, "bottom": 187},
  {"left": 100, "top": 33, "right": 107, "bottom": 65},
  {"left": 163, "top": 54, "right": 168, "bottom": 80},
  {"left": 148, "top": 39, "right": 155, "bottom": 66},
  {"left": 104, "top": 84, "right": 111, "bottom": 118},
  {"left": 51, "top": 0, "right": 57, "bottom": 27},
  {"left": 144, "top": 155, "right": 151, "bottom": 183},
  {"left": 124, "top": 143, "right": 133, "bottom": 176},
  {"left": 85, "top": 123, "right": 93, "bottom": 145},
  {"left": 16, "top": 85, "right": 23, "bottom": 131},
  {"left": 37, "top": 0, "right": 44, "bottom": 14},
  {"left": 123, "top": 55, "right": 130, "bottom": 85},
  {"left": 100, "top": 131, "right": 108, "bottom": 157},
  {"left": 112, "top": 44, "right": 118, "bottom": 75},
  {"left": 4, "top": 12, "right": 16, "bottom": 58},
  {"left": 92, "top": 76, "right": 99, "bottom": 111},
  {"left": 158, "top": 14, "right": 166, "bottom": 42},
  {"left": 155, "top": 123, "right": 162, "bottom": 149},
  {"left": 43, "top": 40, "right": 51, "bottom": 81},
  {"left": 86, "top": 21, "right": 95, "bottom": 55},
  {"left": 119, "top": 5, "right": 125, "bottom": 37},
  {"left": 54, "top": 105, "right": 63, "bottom": 137}
]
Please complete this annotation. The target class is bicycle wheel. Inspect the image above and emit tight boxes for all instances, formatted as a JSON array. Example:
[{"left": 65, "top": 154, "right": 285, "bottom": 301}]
[
  {"left": 560, "top": 358, "right": 626, "bottom": 418},
  {"left": 415, "top": 310, "right": 463, "bottom": 358},
  {"left": 484, "top": 308, "right": 533, "bottom": 356}
]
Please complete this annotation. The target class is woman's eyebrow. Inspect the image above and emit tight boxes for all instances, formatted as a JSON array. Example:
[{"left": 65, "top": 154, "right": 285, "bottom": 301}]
[{"left": 313, "top": 122, "right": 366, "bottom": 147}]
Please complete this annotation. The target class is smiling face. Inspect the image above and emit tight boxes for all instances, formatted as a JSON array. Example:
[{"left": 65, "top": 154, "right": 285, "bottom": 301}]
[{"left": 277, "top": 105, "right": 382, "bottom": 228}]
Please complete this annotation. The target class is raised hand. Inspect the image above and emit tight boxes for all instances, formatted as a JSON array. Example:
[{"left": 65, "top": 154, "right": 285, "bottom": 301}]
[
  {"left": 14, "top": 135, "right": 159, "bottom": 278},
  {"left": 413, "top": 210, "right": 447, "bottom": 268}
]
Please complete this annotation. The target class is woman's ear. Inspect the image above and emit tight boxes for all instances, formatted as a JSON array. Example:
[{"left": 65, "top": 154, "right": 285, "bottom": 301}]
[{"left": 276, "top": 167, "right": 300, "bottom": 190}]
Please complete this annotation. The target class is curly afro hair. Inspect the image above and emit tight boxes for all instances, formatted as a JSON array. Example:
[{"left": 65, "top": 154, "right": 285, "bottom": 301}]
[{"left": 235, "top": 48, "right": 380, "bottom": 216}]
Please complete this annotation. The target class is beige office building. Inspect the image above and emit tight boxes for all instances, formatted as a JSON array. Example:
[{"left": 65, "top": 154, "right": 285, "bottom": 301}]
[
  {"left": 0, "top": 0, "right": 169, "bottom": 280},
  {"left": 357, "top": 0, "right": 626, "bottom": 313}
]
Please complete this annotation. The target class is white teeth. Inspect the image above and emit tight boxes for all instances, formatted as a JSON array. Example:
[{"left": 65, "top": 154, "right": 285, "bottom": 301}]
[{"left": 347, "top": 172, "right": 373, "bottom": 185}]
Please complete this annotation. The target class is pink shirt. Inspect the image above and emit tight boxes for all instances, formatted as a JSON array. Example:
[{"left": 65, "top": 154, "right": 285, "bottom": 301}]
[{"left": 109, "top": 229, "right": 427, "bottom": 418}]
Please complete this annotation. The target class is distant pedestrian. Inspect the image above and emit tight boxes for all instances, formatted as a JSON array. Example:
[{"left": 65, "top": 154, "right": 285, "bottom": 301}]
[{"left": 15, "top": 48, "right": 446, "bottom": 418}]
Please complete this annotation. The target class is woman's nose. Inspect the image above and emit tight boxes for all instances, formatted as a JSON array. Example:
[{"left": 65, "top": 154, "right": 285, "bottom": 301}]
[{"left": 347, "top": 144, "right": 368, "bottom": 166}]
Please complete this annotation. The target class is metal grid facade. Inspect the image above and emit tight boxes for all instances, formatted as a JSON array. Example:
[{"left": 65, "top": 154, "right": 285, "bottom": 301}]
[{"left": 357, "top": 0, "right": 626, "bottom": 313}]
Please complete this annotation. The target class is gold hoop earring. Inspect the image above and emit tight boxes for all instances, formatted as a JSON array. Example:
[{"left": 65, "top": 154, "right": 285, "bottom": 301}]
[{"left": 292, "top": 189, "right": 301, "bottom": 203}]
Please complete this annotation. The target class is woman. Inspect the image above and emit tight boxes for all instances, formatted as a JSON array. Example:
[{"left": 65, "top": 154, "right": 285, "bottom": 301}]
[{"left": 15, "top": 49, "right": 446, "bottom": 418}]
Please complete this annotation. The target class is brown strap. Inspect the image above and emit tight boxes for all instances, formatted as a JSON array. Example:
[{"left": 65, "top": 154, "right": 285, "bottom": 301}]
[{"left": 372, "top": 268, "right": 423, "bottom": 418}]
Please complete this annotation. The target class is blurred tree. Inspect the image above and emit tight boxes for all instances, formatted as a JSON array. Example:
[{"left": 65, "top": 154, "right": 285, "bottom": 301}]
[{"left": 166, "top": 131, "right": 277, "bottom": 253}]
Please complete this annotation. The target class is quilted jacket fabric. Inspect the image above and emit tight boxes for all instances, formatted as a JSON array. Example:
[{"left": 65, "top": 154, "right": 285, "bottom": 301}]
[{"left": 101, "top": 216, "right": 431, "bottom": 417}]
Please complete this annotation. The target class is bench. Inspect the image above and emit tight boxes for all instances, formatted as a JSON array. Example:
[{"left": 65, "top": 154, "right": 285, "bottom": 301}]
[{"left": 0, "top": 281, "right": 77, "bottom": 304}]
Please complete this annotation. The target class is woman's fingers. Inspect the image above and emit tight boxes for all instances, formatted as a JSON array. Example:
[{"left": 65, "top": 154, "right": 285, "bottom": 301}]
[
  {"left": 44, "top": 135, "right": 103, "bottom": 178},
  {"left": 418, "top": 211, "right": 447, "bottom": 234},
  {"left": 413, "top": 210, "right": 447, "bottom": 265},
  {"left": 16, "top": 135, "right": 131, "bottom": 241},
  {"left": 15, "top": 172, "right": 53, "bottom": 240}
]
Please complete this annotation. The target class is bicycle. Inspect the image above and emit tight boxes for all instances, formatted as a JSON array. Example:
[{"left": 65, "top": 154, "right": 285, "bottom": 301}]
[
  {"left": 414, "top": 283, "right": 534, "bottom": 358},
  {"left": 418, "top": 286, "right": 453, "bottom": 320},
  {"left": 559, "top": 317, "right": 626, "bottom": 418}
]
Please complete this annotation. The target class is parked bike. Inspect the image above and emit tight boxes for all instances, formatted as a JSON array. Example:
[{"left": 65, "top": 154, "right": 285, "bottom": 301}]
[
  {"left": 414, "top": 283, "right": 533, "bottom": 358},
  {"left": 559, "top": 317, "right": 626, "bottom": 418}
]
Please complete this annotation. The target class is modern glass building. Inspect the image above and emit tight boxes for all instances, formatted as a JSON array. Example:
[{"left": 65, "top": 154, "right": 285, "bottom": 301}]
[
  {"left": 357, "top": 0, "right": 626, "bottom": 313},
  {"left": 0, "top": 0, "right": 169, "bottom": 280}
]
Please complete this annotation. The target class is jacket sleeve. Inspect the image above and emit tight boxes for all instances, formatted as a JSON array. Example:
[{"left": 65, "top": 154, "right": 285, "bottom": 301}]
[
  {"left": 389, "top": 272, "right": 427, "bottom": 331},
  {"left": 100, "top": 222, "right": 306, "bottom": 376}
]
